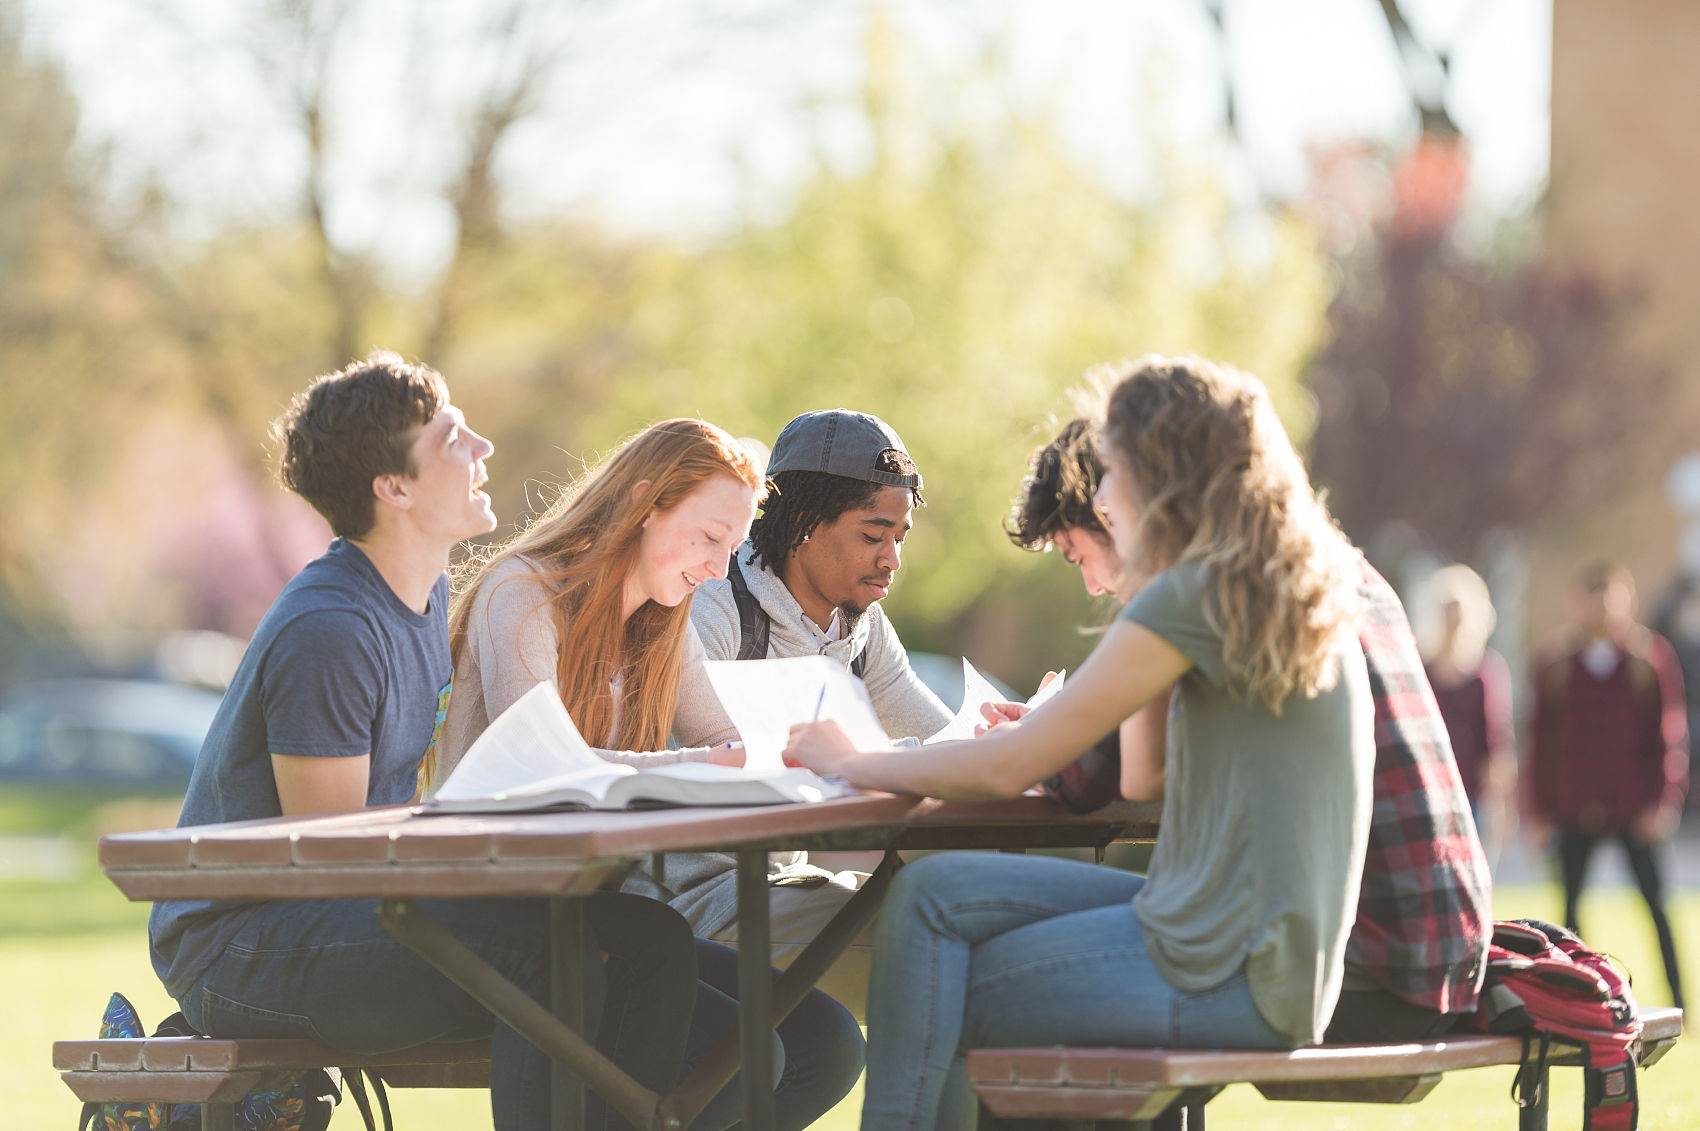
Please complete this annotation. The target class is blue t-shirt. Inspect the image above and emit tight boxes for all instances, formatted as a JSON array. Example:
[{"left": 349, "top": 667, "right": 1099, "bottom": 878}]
[{"left": 148, "top": 539, "right": 453, "bottom": 1000}]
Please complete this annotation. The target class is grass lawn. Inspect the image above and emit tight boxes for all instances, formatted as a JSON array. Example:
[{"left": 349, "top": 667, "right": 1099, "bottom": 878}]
[{"left": 8, "top": 787, "right": 1695, "bottom": 1129}]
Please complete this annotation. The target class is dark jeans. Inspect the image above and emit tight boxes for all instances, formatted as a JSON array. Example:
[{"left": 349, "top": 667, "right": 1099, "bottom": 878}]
[
  {"left": 685, "top": 937, "right": 866, "bottom": 1131},
  {"left": 1325, "top": 986, "right": 1460, "bottom": 1044},
  {"left": 182, "top": 892, "right": 697, "bottom": 1131},
  {"left": 1558, "top": 828, "right": 1686, "bottom": 1009}
]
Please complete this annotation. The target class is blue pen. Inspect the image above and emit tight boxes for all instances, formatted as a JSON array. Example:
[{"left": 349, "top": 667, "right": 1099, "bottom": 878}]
[{"left": 811, "top": 684, "right": 827, "bottom": 721}]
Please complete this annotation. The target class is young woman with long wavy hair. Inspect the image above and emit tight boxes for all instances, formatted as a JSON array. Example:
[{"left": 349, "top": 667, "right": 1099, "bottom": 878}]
[
  {"left": 434, "top": 417, "right": 865, "bottom": 1131},
  {"left": 786, "top": 357, "right": 1375, "bottom": 1131}
]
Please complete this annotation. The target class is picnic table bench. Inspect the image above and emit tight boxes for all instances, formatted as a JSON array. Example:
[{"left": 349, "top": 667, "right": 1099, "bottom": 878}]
[
  {"left": 59, "top": 795, "right": 1160, "bottom": 1130},
  {"left": 54, "top": 1034, "right": 491, "bottom": 1129},
  {"left": 967, "top": 1004, "right": 1684, "bottom": 1130}
]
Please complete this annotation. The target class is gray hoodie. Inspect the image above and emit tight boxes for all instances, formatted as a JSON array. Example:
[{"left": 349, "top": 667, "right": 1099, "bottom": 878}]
[{"left": 690, "top": 541, "right": 952, "bottom": 740}]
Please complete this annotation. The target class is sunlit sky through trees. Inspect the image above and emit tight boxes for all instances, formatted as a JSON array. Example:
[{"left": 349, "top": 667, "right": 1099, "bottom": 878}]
[{"left": 20, "top": 0, "right": 1548, "bottom": 282}]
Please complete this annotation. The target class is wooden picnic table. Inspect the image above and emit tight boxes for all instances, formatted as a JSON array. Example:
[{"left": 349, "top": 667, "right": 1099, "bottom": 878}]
[{"left": 97, "top": 792, "right": 1158, "bottom": 1131}]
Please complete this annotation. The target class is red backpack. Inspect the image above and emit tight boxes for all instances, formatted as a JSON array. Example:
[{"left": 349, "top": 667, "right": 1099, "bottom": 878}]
[{"left": 1468, "top": 919, "right": 1644, "bottom": 1130}]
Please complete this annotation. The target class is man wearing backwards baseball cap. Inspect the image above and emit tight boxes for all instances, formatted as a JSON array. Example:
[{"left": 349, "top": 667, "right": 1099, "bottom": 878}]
[
  {"left": 694, "top": 407, "right": 951, "bottom": 735},
  {"left": 651, "top": 409, "right": 951, "bottom": 1014}
]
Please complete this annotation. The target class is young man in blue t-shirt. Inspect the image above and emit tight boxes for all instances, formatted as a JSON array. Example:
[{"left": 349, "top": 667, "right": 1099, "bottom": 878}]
[{"left": 147, "top": 352, "right": 698, "bottom": 1130}]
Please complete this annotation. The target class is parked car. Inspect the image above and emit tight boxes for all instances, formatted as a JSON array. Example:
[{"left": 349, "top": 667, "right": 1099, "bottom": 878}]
[{"left": 0, "top": 678, "right": 222, "bottom": 788}]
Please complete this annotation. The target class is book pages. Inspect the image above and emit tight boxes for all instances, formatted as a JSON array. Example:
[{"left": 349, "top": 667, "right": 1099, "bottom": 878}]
[{"left": 433, "top": 682, "right": 603, "bottom": 802}]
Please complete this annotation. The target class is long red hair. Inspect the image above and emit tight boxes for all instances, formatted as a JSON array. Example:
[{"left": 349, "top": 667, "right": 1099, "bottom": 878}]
[{"left": 450, "top": 419, "right": 764, "bottom": 750}]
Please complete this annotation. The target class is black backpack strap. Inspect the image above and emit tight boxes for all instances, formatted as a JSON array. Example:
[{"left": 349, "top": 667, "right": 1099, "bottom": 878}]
[
  {"left": 153, "top": 1011, "right": 197, "bottom": 1037},
  {"left": 730, "top": 553, "right": 869, "bottom": 679},
  {"left": 1511, "top": 1032, "right": 1551, "bottom": 1113},
  {"left": 728, "top": 556, "right": 771, "bottom": 662},
  {"left": 342, "top": 1067, "right": 392, "bottom": 1131}
]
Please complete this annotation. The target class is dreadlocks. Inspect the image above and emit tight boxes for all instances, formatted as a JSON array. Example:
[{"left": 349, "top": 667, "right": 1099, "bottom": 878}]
[{"left": 749, "top": 450, "right": 924, "bottom": 569}]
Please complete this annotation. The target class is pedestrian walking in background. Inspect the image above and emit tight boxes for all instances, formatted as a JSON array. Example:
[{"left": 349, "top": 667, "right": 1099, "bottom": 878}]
[
  {"left": 1420, "top": 564, "right": 1517, "bottom": 867},
  {"left": 1527, "top": 561, "right": 1689, "bottom": 1009}
]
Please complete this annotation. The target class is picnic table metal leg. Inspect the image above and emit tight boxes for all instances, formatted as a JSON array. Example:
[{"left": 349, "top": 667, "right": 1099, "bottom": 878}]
[
  {"left": 736, "top": 847, "right": 776, "bottom": 1131},
  {"left": 551, "top": 897, "right": 587, "bottom": 1131},
  {"left": 1518, "top": 1060, "right": 1550, "bottom": 1131},
  {"left": 378, "top": 898, "right": 663, "bottom": 1130},
  {"left": 198, "top": 1102, "right": 236, "bottom": 1131},
  {"left": 1152, "top": 1101, "right": 1202, "bottom": 1130},
  {"left": 665, "top": 850, "right": 900, "bottom": 1128}
]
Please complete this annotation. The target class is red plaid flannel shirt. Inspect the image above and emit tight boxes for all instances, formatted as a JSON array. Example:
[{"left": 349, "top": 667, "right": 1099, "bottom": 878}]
[{"left": 1042, "top": 559, "right": 1492, "bottom": 1014}]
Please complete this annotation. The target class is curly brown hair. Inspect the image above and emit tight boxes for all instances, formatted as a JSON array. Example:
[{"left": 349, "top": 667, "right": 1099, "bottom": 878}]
[
  {"left": 272, "top": 351, "right": 448, "bottom": 538},
  {"left": 1099, "top": 355, "right": 1360, "bottom": 713},
  {"left": 1006, "top": 417, "right": 1107, "bottom": 551}
]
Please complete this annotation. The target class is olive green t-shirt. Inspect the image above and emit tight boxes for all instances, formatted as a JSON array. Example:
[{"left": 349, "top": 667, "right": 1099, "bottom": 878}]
[{"left": 1121, "top": 562, "right": 1375, "bottom": 1046}]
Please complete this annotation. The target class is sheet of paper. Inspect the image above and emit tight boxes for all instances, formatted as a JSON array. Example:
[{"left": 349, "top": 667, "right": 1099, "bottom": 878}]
[
  {"left": 925, "top": 658, "right": 1009, "bottom": 744},
  {"left": 1027, "top": 668, "right": 1066, "bottom": 710},
  {"left": 433, "top": 682, "right": 603, "bottom": 802},
  {"left": 924, "top": 661, "right": 1067, "bottom": 744},
  {"left": 704, "top": 655, "right": 891, "bottom": 772}
]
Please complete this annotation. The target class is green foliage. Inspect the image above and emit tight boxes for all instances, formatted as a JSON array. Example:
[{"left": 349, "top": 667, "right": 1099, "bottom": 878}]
[
  {"left": 1306, "top": 146, "right": 1671, "bottom": 562},
  {"left": 544, "top": 20, "right": 1333, "bottom": 681},
  {"left": 1, "top": 10, "right": 1334, "bottom": 686},
  {"left": 0, "top": 15, "right": 144, "bottom": 650}
]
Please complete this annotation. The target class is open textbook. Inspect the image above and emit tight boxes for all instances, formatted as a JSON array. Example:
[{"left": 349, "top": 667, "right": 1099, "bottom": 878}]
[
  {"left": 426, "top": 682, "right": 851, "bottom": 813},
  {"left": 924, "top": 660, "right": 1066, "bottom": 744}
]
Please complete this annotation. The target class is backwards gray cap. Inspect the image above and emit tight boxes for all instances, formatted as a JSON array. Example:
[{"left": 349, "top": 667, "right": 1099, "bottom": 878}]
[{"left": 765, "top": 408, "right": 922, "bottom": 490}]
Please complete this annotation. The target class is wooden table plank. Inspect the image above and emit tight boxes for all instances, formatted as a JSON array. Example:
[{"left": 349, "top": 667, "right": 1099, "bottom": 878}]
[
  {"left": 96, "top": 793, "right": 1159, "bottom": 902},
  {"left": 895, "top": 798, "right": 1159, "bottom": 848}
]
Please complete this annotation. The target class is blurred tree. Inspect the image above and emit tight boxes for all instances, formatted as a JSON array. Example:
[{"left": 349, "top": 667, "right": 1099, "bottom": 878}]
[
  {"left": 550, "top": 13, "right": 1336, "bottom": 684},
  {"left": 5, "top": 3, "right": 1337, "bottom": 689},
  {"left": 1305, "top": 138, "right": 1668, "bottom": 565},
  {"left": 0, "top": 6, "right": 157, "bottom": 674}
]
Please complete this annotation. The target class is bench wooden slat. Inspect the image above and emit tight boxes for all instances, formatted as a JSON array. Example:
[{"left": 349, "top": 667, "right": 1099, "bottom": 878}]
[
  {"left": 1255, "top": 1073, "right": 1441, "bottom": 1104},
  {"left": 971, "top": 1035, "right": 1530, "bottom": 1090},
  {"left": 60, "top": 1069, "right": 265, "bottom": 1105},
  {"left": 55, "top": 1035, "right": 491, "bottom": 1074},
  {"left": 58, "top": 1036, "right": 493, "bottom": 1105},
  {"left": 969, "top": 1006, "right": 1683, "bottom": 1117},
  {"left": 973, "top": 1082, "right": 1184, "bottom": 1122}
]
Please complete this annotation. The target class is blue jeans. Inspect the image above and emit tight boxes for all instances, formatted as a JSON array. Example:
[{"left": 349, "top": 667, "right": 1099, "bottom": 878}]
[
  {"left": 862, "top": 853, "right": 1287, "bottom": 1131},
  {"left": 686, "top": 938, "right": 866, "bottom": 1131},
  {"left": 182, "top": 892, "right": 697, "bottom": 1131}
]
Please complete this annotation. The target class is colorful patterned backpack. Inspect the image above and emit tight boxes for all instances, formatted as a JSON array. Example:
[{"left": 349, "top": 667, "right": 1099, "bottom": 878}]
[
  {"left": 1468, "top": 919, "right": 1644, "bottom": 1131},
  {"left": 77, "top": 992, "right": 388, "bottom": 1131}
]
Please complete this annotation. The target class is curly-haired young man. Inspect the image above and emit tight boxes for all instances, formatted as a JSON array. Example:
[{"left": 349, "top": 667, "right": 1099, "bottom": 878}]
[{"left": 693, "top": 408, "right": 950, "bottom": 735}]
